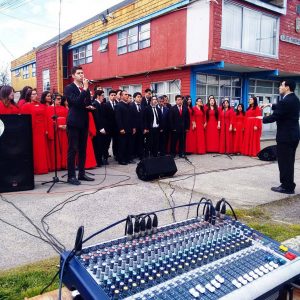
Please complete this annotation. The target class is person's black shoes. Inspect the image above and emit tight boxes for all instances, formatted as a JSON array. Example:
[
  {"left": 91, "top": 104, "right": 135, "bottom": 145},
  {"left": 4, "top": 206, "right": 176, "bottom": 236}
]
[
  {"left": 119, "top": 161, "right": 128, "bottom": 165},
  {"left": 78, "top": 174, "right": 95, "bottom": 181},
  {"left": 67, "top": 177, "right": 81, "bottom": 185},
  {"left": 103, "top": 159, "right": 109, "bottom": 165},
  {"left": 271, "top": 186, "right": 295, "bottom": 194}
]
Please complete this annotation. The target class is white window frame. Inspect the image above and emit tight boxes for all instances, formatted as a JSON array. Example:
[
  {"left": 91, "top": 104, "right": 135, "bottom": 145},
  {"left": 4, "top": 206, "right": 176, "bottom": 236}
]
[
  {"left": 103, "top": 87, "right": 112, "bottom": 98},
  {"left": 31, "top": 63, "right": 36, "bottom": 77},
  {"left": 15, "top": 69, "right": 20, "bottom": 77},
  {"left": 151, "top": 80, "right": 181, "bottom": 104},
  {"left": 22, "top": 66, "right": 29, "bottom": 79},
  {"left": 117, "top": 22, "right": 151, "bottom": 55},
  {"left": 42, "top": 69, "right": 50, "bottom": 92},
  {"left": 221, "top": 0, "right": 279, "bottom": 58},
  {"left": 73, "top": 43, "right": 93, "bottom": 66},
  {"left": 120, "top": 84, "right": 142, "bottom": 96},
  {"left": 98, "top": 37, "right": 108, "bottom": 52}
]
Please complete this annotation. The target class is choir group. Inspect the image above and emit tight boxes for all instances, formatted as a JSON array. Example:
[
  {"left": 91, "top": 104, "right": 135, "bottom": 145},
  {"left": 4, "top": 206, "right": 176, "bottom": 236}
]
[{"left": 0, "top": 84, "right": 262, "bottom": 175}]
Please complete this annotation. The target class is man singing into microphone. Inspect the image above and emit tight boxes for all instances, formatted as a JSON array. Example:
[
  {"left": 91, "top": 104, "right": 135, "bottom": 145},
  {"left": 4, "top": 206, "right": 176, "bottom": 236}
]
[{"left": 64, "top": 65, "right": 95, "bottom": 185}]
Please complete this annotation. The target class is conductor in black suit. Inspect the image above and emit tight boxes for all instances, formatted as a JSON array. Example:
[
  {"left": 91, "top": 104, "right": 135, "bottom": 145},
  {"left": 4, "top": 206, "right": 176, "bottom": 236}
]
[
  {"left": 260, "top": 80, "right": 300, "bottom": 194},
  {"left": 158, "top": 96, "right": 170, "bottom": 156},
  {"left": 169, "top": 95, "right": 190, "bottom": 157},
  {"left": 64, "top": 65, "right": 95, "bottom": 185},
  {"left": 143, "top": 95, "right": 162, "bottom": 157}
]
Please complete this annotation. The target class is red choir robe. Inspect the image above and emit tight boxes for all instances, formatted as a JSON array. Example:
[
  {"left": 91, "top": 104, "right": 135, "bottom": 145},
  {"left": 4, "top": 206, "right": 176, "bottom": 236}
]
[
  {"left": 241, "top": 106, "right": 262, "bottom": 156},
  {"left": 205, "top": 108, "right": 219, "bottom": 152},
  {"left": 219, "top": 108, "right": 234, "bottom": 154},
  {"left": 47, "top": 105, "right": 68, "bottom": 171},
  {"left": 233, "top": 113, "right": 245, "bottom": 154},
  {"left": 193, "top": 106, "right": 206, "bottom": 154},
  {"left": 18, "top": 99, "right": 26, "bottom": 108},
  {"left": 0, "top": 101, "right": 20, "bottom": 114},
  {"left": 185, "top": 107, "right": 197, "bottom": 153},
  {"left": 85, "top": 112, "right": 97, "bottom": 169},
  {"left": 21, "top": 102, "right": 49, "bottom": 174}
]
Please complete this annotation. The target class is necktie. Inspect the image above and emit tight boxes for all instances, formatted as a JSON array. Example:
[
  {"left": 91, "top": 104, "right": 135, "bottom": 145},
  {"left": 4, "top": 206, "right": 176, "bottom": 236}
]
[
  {"left": 179, "top": 106, "right": 182, "bottom": 116},
  {"left": 153, "top": 107, "right": 158, "bottom": 124},
  {"left": 79, "top": 87, "right": 83, "bottom": 92},
  {"left": 137, "top": 104, "right": 141, "bottom": 112},
  {"left": 111, "top": 102, "right": 114, "bottom": 110}
]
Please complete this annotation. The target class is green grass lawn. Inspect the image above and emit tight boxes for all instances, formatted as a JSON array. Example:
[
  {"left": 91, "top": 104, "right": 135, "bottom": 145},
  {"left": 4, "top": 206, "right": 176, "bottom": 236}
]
[{"left": 1, "top": 208, "right": 299, "bottom": 299}]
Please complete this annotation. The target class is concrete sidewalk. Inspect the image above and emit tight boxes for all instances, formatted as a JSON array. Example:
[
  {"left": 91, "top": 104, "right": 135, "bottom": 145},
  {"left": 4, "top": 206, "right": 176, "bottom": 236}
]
[{"left": 0, "top": 141, "right": 299, "bottom": 270}]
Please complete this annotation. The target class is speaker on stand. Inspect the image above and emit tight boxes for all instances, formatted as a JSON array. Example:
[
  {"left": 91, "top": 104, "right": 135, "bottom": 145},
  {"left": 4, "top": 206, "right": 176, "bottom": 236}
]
[
  {"left": 0, "top": 114, "right": 34, "bottom": 192},
  {"left": 257, "top": 145, "right": 277, "bottom": 161}
]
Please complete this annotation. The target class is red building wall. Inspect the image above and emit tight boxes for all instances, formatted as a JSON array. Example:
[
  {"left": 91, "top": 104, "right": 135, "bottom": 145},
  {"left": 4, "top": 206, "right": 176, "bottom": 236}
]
[
  {"left": 70, "top": 8, "right": 187, "bottom": 81},
  {"left": 209, "top": 0, "right": 300, "bottom": 74},
  {"left": 36, "top": 45, "right": 58, "bottom": 95}
]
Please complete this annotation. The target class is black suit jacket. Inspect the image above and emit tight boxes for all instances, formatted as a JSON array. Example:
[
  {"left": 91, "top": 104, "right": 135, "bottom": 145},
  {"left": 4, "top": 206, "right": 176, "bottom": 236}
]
[
  {"left": 92, "top": 100, "right": 104, "bottom": 132},
  {"left": 158, "top": 106, "right": 169, "bottom": 130},
  {"left": 64, "top": 82, "right": 91, "bottom": 129},
  {"left": 263, "top": 93, "right": 300, "bottom": 143},
  {"left": 143, "top": 105, "right": 162, "bottom": 130},
  {"left": 141, "top": 96, "right": 151, "bottom": 109},
  {"left": 169, "top": 105, "right": 190, "bottom": 132},
  {"left": 101, "top": 101, "right": 116, "bottom": 135},
  {"left": 129, "top": 102, "right": 143, "bottom": 131},
  {"left": 115, "top": 101, "right": 132, "bottom": 133}
]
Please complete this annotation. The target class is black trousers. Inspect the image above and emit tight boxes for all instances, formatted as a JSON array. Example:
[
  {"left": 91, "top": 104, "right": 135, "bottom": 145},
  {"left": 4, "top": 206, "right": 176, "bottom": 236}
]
[
  {"left": 118, "top": 133, "right": 131, "bottom": 163},
  {"left": 93, "top": 134, "right": 109, "bottom": 165},
  {"left": 170, "top": 130, "right": 186, "bottom": 156},
  {"left": 145, "top": 128, "right": 160, "bottom": 157},
  {"left": 159, "top": 129, "right": 169, "bottom": 155},
  {"left": 67, "top": 126, "right": 88, "bottom": 178},
  {"left": 130, "top": 130, "right": 144, "bottom": 159},
  {"left": 277, "top": 141, "right": 299, "bottom": 191}
]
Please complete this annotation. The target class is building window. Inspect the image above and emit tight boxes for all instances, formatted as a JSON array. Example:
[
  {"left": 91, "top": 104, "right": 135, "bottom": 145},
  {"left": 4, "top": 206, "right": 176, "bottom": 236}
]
[
  {"left": 151, "top": 80, "right": 181, "bottom": 104},
  {"left": 249, "top": 79, "right": 280, "bottom": 105},
  {"left": 196, "top": 74, "right": 242, "bottom": 105},
  {"left": 73, "top": 43, "right": 93, "bottom": 66},
  {"left": 103, "top": 87, "right": 112, "bottom": 98},
  {"left": 22, "top": 66, "right": 29, "bottom": 79},
  {"left": 120, "top": 84, "right": 142, "bottom": 96},
  {"left": 98, "top": 37, "right": 108, "bottom": 52},
  {"left": 14, "top": 69, "right": 20, "bottom": 77},
  {"left": 42, "top": 69, "right": 50, "bottom": 91},
  {"left": 31, "top": 63, "right": 36, "bottom": 77},
  {"left": 117, "top": 22, "right": 150, "bottom": 55},
  {"left": 222, "top": 1, "right": 278, "bottom": 56}
]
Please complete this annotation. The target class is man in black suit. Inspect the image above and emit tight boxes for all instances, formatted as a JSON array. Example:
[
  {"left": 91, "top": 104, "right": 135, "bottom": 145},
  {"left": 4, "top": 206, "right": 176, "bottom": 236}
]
[
  {"left": 92, "top": 90, "right": 105, "bottom": 167},
  {"left": 129, "top": 92, "right": 144, "bottom": 160},
  {"left": 64, "top": 65, "right": 95, "bottom": 185},
  {"left": 143, "top": 95, "right": 162, "bottom": 157},
  {"left": 115, "top": 90, "right": 134, "bottom": 165},
  {"left": 260, "top": 80, "right": 300, "bottom": 194},
  {"left": 169, "top": 95, "right": 190, "bottom": 158},
  {"left": 101, "top": 90, "right": 118, "bottom": 163},
  {"left": 141, "top": 88, "right": 152, "bottom": 109},
  {"left": 158, "top": 96, "right": 170, "bottom": 156}
]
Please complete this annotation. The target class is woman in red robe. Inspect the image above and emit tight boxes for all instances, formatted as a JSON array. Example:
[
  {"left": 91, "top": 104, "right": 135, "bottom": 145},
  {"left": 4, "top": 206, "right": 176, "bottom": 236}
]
[
  {"left": 17, "top": 86, "right": 32, "bottom": 108},
  {"left": 193, "top": 98, "right": 206, "bottom": 154},
  {"left": 185, "top": 97, "right": 196, "bottom": 154},
  {"left": 21, "top": 89, "right": 49, "bottom": 174},
  {"left": 233, "top": 104, "right": 245, "bottom": 154},
  {"left": 205, "top": 95, "right": 220, "bottom": 152},
  {"left": 219, "top": 99, "right": 234, "bottom": 154},
  {"left": 85, "top": 112, "right": 97, "bottom": 169},
  {"left": 47, "top": 94, "right": 68, "bottom": 171},
  {"left": 241, "top": 96, "right": 262, "bottom": 156},
  {"left": 0, "top": 85, "right": 20, "bottom": 114}
]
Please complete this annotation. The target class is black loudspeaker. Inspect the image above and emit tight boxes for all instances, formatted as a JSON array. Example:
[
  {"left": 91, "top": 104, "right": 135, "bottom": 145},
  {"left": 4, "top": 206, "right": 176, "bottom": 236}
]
[
  {"left": 136, "top": 156, "right": 177, "bottom": 181},
  {"left": 257, "top": 145, "right": 277, "bottom": 161},
  {"left": 0, "top": 115, "right": 34, "bottom": 192}
]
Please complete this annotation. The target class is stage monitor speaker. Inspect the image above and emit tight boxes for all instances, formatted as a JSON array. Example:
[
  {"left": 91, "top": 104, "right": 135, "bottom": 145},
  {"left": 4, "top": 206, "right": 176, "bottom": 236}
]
[
  {"left": 257, "top": 145, "right": 277, "bottom": 161},
  {"left": 0, "top": 114, "right": 34, "bottom": 193},
  {"left": 136, "top": 156, "right": 177, "bottom": 181}
]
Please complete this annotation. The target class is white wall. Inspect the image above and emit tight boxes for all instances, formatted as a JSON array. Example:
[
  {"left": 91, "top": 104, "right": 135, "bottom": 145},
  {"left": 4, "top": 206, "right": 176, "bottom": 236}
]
[{"left": 186, "top": 0, "right": 210, "bottom": 64}]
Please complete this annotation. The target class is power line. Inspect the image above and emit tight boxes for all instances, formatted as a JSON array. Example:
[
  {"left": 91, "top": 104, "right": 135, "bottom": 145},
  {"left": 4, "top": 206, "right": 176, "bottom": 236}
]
[
  {"left": 0, "top": 39, "right": 14, "bottom": 58},
  {"left": 0, "top": 0, "right": 34, "bottom": 12}
]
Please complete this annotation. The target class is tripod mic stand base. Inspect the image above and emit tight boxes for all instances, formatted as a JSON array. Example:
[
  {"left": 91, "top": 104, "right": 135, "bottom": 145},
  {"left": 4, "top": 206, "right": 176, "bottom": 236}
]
[{"left": 41, "top": 176, "right": 68, "bottom": 193}]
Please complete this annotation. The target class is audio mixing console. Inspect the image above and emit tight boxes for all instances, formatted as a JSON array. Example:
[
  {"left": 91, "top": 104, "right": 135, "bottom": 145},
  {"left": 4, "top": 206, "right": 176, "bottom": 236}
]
[{"left": 60, "top": 215, "right": 300, "bottom": 300}]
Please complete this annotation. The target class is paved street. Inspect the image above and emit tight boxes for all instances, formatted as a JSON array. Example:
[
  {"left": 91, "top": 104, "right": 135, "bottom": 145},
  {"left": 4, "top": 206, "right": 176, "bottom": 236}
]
[{"left": 0, "top": 140, "right": 299, "bottom": 270}]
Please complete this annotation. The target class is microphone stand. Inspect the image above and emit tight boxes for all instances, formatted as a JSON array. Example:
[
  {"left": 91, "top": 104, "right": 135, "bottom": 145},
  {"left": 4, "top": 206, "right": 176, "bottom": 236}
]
[{"left": 42, "top": 100, "right": 68, "bottom": 193}]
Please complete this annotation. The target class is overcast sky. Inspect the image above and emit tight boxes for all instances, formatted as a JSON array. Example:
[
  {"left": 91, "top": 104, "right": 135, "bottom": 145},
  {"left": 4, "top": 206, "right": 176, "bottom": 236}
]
[{"left": 0, "top": 0, "right": 123, "bottom": 71}]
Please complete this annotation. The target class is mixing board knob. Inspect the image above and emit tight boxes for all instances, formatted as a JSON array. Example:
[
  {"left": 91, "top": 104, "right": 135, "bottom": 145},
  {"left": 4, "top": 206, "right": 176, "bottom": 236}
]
[
  {"left": 264, "top": 263, "right": 274, "bottom": 271},
  {"left": 211, "top": 279, "right": 221, "bottom": 289},
  {"left": 231, "top": 279, "right": 242, "bottom": 288},
  {"left": 269, "top": 261, "right": 279, "bottom": 269},
  {"left": 249, "top": 271, "right": 259, "bottom": 279},
  {"left": 259, "top": 266, "right": 269, "bottom": 274},
  {"left": 215, "top": 274, "right": 224, "bottom": 283},
  {"left": 205, "top": 283, "right": 216, "bottom": 293},
  {"left": 189, "top": 288, "right": 200, "bottom": 298},
  {"left": 195, "top": 284, "right": 206, "bottom": 294},
  {"left": 243, "top": 274, "right": 253, "bottom": 282},
  {"left": 237, "top": 276, "right": 247, "bottom": 285},
  {"left": 254, "top": 268, "right": 264, "bottom": 277}
]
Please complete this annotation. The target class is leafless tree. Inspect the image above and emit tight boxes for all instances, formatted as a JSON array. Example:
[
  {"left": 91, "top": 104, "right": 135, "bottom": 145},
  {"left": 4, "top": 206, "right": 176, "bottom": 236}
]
[{"left": 0, "top": 63, "right": 10, "bottom": 85}]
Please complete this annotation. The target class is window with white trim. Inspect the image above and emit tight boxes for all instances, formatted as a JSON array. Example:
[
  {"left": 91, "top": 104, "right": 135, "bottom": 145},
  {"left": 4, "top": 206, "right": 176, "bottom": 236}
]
[
  {"left": 42, "top": 69, "right": 50, "bottom": 91},
  {"left": 222, "top": 1, "right": 278, "bottom": 56},
  {"left": 103, "top": 87, "right": 112, "bottom": 98},
  {"left": 22, "top": 66, "right": 29, "bottom": 79},
  {"left": 14, "top": 69, "right": 20, "bottom": 77},
  {"left": 120, "top": 84, "right": 142, "bottom": 96},
  {"left": 117, "top": 22, "right": 150, "bottom": 55},
  {"left": 73, "top": 43, "right": 93, "bottom": 66},
  {"left": 98, "top": 37, "right": 108, "bottom": 52},
  {"left": 31, "top": 63, "right": 36, "bottom": 77},
  {"left": 151, "top": 80, "right": 181, "bottom": 104}
]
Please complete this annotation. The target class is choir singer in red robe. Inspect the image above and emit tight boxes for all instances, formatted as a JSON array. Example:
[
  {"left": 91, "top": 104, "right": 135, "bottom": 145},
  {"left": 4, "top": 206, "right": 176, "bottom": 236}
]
[{"left": 0, "top": 85, "right": 20, "bottom": 114}]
